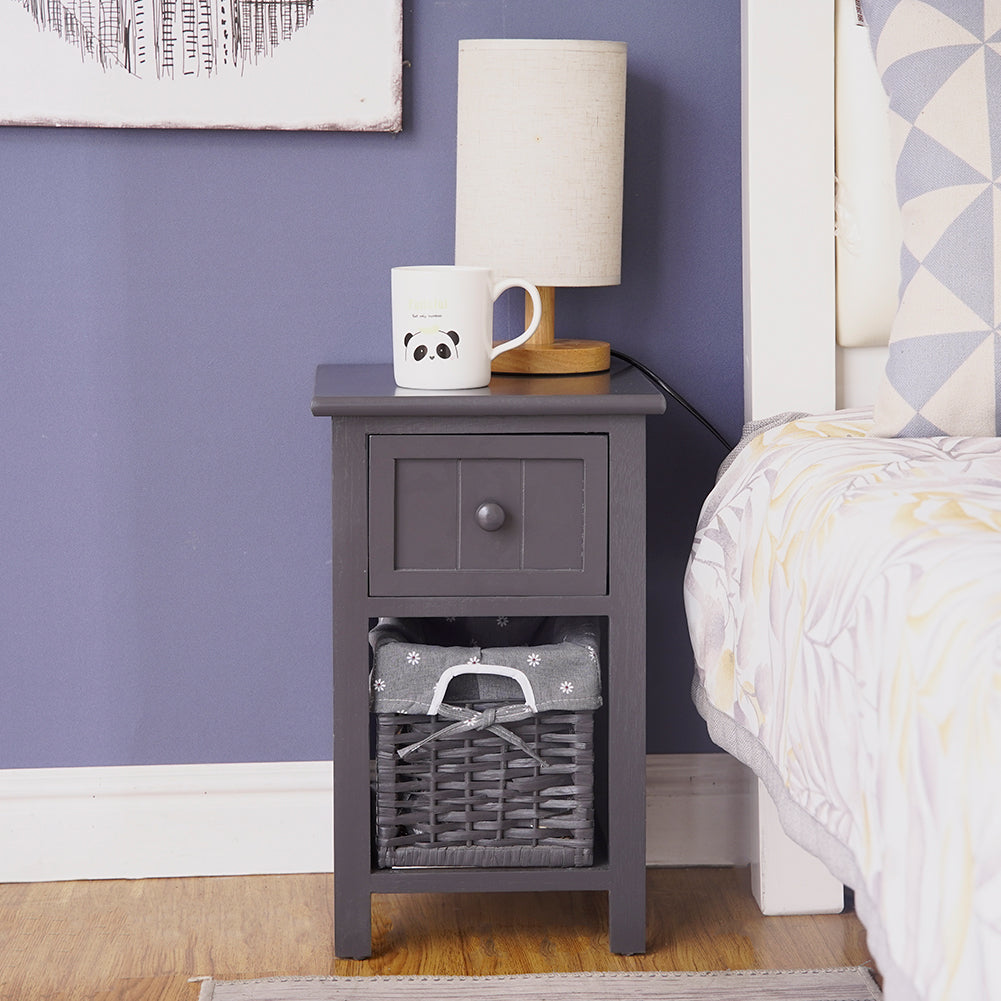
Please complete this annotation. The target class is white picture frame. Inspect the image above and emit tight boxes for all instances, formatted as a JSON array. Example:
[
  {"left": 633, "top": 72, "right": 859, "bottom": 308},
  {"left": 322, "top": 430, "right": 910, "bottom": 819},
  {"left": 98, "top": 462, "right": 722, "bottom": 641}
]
[{"left": 0, "top": 0, "right": 402, "bottom": 130}]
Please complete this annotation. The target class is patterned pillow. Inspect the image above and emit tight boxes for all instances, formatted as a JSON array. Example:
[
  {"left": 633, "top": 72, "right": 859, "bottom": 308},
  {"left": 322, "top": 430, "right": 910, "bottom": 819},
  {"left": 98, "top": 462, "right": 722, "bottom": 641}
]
[{"left": 863, "top": 0, "right": 1001, "bottom": 437}]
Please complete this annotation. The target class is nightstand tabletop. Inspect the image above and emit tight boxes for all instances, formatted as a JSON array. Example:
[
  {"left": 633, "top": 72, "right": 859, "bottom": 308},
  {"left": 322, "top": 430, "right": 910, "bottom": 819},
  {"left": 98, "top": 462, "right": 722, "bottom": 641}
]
[{"left": 311, "top": 361, "right": 665, "bottom": 418}]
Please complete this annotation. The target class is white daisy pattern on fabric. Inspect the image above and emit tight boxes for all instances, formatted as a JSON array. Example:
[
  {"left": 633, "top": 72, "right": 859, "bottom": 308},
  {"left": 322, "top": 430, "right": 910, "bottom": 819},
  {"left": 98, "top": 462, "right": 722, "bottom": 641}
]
[
  {"left": 527, "top": 652, "right": 541, "bottom": 667},
  {"left": 560, "top": 681, "right": 574, "bottom": 695},
  {"left": 372, "top": 678, "right": 386, "bottom": 692},
  {"left": 467, "top": 654, "right": 482, "bottom": 664},
  {"left": 406, "top": 650, "right": 421, "bottom": 666},
  {"left": 496, "top": 616, "right": 509, "bottom": 627}
]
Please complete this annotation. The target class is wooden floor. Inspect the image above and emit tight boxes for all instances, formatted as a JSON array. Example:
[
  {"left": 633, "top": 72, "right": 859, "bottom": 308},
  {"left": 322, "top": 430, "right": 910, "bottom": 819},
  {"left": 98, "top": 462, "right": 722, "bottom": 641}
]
[{"left": 0, "top": 867, "right": 873, "bottom": 1001}]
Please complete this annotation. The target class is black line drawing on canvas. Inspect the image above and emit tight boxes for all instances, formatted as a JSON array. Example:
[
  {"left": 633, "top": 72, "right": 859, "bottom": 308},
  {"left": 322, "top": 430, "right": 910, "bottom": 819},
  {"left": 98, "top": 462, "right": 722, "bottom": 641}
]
[
  {"left": 13, "top": 0, "right": 316, "bottom": 78},
  {"left": 0, "top": 0, "right": 401, "bottom": 130}
]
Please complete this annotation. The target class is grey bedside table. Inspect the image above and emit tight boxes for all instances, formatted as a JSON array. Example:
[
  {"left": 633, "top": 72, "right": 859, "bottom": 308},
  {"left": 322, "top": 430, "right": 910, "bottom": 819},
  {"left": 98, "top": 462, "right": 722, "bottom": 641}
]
[{"left": 311, "top": 362, "right": 664, "bottom": 958}]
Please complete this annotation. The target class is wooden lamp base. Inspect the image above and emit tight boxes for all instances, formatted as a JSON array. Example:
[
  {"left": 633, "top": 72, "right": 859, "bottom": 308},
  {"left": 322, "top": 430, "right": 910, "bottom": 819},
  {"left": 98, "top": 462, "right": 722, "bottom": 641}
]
[{"left": 491, "top": 286, "right": 611, "bottom": 375}]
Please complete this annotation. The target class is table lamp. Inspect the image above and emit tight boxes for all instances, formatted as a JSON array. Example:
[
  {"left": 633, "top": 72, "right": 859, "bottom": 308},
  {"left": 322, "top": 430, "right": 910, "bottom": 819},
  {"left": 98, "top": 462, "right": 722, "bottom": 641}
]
[{"left": 455, "top": 39, "right": 627, "bottom": 375}]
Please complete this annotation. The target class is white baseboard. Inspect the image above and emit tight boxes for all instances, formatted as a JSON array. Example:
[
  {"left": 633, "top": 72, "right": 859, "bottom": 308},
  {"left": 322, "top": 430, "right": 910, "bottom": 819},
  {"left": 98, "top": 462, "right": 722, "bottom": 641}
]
[
  {"left": 0, "top": 753, "right": 752, "bottom": 882},
  {"left": 0, "top": 761, "right": 334, "bottom": 882},
  {"left": 645, "top": 752, "right": 754, "bottom": 866}
]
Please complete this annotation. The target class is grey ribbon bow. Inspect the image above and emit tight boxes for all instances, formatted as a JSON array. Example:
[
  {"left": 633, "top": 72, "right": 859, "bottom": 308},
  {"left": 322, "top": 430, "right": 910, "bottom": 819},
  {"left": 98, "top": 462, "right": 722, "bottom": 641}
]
[{"left": 397, "top": 702, "right": 548, "bottom": 767}]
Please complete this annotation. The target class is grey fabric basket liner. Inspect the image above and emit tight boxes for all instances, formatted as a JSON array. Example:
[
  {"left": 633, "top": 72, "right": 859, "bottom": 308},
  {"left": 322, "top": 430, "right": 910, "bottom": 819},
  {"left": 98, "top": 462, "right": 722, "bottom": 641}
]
[{"left": 369, "top": 616, "right": 602, "bottom": 714}]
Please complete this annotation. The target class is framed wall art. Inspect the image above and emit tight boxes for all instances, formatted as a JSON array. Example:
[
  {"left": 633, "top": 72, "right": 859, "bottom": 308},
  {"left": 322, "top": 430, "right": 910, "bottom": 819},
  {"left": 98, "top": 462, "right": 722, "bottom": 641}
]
[{"left": 0, "top": 0, "right": 402, "bottom": 130}]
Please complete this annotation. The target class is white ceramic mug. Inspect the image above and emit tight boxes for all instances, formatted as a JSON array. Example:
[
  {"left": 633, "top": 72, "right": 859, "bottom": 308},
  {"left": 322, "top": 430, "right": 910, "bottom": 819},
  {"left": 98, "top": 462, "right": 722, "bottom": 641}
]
[{"left": 391, "top": 266, "right": 542, "bottom": 390}]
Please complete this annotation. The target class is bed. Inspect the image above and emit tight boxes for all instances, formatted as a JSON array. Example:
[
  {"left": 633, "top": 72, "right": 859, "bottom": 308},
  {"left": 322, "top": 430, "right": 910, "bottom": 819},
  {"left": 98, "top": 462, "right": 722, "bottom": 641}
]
[{"left": 684, "top": 3, "right": 1001, "bottom": 1001}]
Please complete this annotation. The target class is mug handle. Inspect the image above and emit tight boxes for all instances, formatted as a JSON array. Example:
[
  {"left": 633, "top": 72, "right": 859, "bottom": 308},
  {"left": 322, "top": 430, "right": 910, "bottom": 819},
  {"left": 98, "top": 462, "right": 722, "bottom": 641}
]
[{"left": 488, "top": 279, "right": 542, "bottom": 361}]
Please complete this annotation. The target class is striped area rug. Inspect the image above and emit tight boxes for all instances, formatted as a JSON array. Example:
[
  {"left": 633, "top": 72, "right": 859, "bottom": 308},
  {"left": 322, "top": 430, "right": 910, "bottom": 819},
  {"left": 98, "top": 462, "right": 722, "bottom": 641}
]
[{"left": 194, "top": 967, "right": 882, "bottom": 1000}]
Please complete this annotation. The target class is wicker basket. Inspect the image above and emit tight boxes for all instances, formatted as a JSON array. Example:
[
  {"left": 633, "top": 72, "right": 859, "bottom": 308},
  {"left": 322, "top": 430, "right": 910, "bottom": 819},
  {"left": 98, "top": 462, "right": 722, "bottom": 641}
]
[
  {"left": 374, "top": 702, "right": 595, "bottom": 868},
  {"left": 369, "top": 616, "right": 600, "bottom": 869}
]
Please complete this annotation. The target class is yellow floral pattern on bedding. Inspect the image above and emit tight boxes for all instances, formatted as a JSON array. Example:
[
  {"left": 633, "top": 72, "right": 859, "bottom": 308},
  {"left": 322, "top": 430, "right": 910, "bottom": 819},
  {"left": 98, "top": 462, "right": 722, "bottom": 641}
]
[{"left": 685, "top": 409, "right": 1001, "bottom": 1001}]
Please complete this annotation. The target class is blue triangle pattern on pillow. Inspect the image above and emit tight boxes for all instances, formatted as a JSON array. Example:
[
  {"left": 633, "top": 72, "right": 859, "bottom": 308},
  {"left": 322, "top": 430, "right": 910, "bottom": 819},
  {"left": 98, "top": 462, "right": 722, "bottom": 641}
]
[
  {"left": 894, "top": 129, "right": 987, "bottom": 203},
  {"left": 923, "top": 187, "right": 995, "bottom": 324},
  {"left": 948, "top": 0, "right": 993, "bottom": 35},
  {"left": 882, "top": 45, "right": 979, "bottom": 123},
  {"left": 863, "top": 0, "right": 1001, "bottom": 437},
  {"left": 886, "top": 330, "right": 993, "bottom": 408}
]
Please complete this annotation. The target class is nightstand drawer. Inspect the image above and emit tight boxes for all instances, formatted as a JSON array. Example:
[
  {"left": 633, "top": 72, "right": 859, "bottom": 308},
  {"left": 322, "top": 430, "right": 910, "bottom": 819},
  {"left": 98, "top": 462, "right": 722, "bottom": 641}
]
[{"left": 368, "top": 434, "right": 608, "bottom": 596}]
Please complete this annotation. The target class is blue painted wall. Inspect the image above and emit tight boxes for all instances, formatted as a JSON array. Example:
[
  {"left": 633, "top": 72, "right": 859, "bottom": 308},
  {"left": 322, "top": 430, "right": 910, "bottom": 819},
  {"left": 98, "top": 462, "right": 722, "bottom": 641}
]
[{"left": 0, "top": 1, "right": 741, "bottom": 768}]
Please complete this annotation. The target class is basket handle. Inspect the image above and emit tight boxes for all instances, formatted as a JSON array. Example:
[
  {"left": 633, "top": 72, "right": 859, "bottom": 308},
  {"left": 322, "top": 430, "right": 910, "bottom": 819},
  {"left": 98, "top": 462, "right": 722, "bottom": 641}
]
[{"left": 427, "top": 664, "right": 538, "bottom": 715}]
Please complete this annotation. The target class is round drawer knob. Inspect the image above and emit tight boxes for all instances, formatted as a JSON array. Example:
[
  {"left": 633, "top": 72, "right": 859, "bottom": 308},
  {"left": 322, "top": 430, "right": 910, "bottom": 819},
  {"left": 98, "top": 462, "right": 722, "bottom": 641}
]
[{"left": 474, "top": 501, "right": 506, "bottom": 532}]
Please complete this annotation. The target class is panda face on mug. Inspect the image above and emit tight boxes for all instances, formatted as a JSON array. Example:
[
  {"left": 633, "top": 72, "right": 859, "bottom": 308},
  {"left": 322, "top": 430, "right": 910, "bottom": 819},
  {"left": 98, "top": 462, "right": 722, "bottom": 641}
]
[{"left": 404, "top": 329, "right": 460, "bottom": 363}]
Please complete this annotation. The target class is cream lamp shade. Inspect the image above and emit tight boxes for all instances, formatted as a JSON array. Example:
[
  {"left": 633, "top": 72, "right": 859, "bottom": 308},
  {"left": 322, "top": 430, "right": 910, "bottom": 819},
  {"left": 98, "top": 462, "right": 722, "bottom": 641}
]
[{"left": 455, "top": 39, "right": 627, "bottom": 374}]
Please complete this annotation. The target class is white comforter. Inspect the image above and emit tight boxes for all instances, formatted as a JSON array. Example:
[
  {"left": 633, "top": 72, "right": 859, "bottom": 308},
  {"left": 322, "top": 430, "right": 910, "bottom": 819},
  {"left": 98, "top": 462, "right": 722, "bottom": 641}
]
[{"left": 684, "top": 410, "right": 1001, "bottom": 1001}]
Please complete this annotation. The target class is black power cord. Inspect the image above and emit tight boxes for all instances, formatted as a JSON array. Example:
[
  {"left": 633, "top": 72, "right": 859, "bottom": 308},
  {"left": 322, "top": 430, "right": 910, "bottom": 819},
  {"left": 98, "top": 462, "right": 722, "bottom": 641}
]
[{"left": 611, "top": 349, "right": 734, "bottom": 451}]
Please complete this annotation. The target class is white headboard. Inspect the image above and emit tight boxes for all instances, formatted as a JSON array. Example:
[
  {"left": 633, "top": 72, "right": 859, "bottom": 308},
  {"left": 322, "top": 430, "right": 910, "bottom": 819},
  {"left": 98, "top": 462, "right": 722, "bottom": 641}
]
[{"left": 742, "top": 0, "right": 896, "bottom": 420}]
